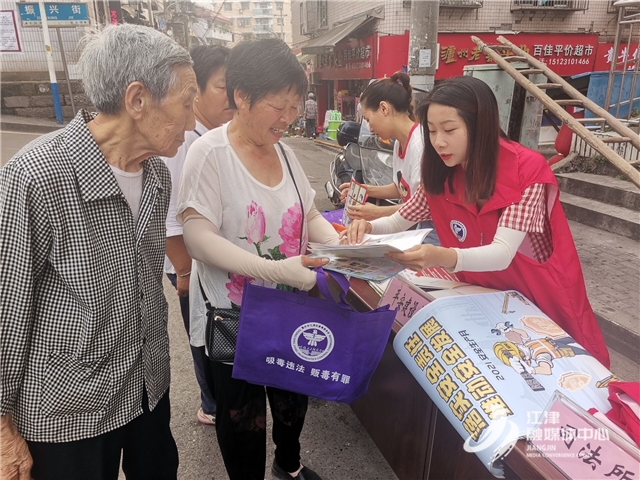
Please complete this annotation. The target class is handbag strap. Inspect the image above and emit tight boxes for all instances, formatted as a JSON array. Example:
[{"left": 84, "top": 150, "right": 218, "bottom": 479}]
[
  {"left": 197, "top": 272, "right": 213, "bottom": 311},
  {"left": 277, "top": 142, "right": 304, "bottom": 256}
]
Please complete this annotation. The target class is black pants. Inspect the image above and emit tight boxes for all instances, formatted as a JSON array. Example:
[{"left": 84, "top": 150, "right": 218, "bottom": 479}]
[
  {"left": 305, "top": 118, "right": 316, "bottom": 138},
  {"left": 166, "top": 273, "right": 216, "bottom": 414},
  {"left": 28, "top": 390, "right": 178, "bottom": 480},
  {"left": 212, "top": 362, "right": 308, "bottom": 480}
]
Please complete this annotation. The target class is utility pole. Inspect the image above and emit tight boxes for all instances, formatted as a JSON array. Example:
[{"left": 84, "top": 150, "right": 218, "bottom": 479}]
[
  {"left": 37, "top": 0, "right": 63, "bottom": 124},
  {"left": 408, "top": 0, "right": 439, "bottom": 104}
]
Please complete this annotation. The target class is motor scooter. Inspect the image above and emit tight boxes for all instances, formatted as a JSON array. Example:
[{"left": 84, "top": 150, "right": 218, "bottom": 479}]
[{"left": 325, "top": 121, "right": 397, "bottom": 208}]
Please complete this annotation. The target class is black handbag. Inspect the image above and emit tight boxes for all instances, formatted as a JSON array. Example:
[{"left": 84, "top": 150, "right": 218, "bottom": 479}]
[{"left": 198, "top": 276, "right": 240, "bottom": 362}]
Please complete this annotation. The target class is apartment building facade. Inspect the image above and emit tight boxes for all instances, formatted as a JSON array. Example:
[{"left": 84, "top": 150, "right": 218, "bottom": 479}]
[{"left": 211, "top": 0, "right": 294, "bottom": 46}]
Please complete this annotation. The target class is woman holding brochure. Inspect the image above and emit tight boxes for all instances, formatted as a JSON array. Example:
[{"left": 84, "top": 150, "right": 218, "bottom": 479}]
[
  {"left": 178, "top": 39, "right": 336, "bottom": 480},
  {"left": 345, "top": 76, "right": 610, "bottom": 368},
  {"left": 340, "top": 72, "right": 424, "bottom": 221}
]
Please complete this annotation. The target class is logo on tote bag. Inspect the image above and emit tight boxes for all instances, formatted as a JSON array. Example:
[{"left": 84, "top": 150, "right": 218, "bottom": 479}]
[{"left": 291, "top": 322, "right": 335, "bottom": 362}]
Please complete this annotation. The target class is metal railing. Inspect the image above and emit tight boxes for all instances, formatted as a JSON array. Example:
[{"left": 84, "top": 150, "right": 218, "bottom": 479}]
[
  {"left": 510, "top": 0, "right": 589, "bottom": 10},
  {"left": 573, "top": 131, "right": 640, "bottom": 164},
  {"left": 603, "top": 2, "right": 640, "bottom": 121},
  {"left": 608, "top": 0, "right": 640, "bottom": 13},
  {"left": 440, "top": 0, "right": 483, "bottom": 8},
  {"left": 252, "top": 8, "right": 273, "bottom": 16}
]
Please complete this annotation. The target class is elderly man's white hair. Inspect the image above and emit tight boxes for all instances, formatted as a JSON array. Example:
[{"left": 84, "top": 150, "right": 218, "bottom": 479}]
[{"left": 79, "top": 24, "right": 192, "bottom": 115}]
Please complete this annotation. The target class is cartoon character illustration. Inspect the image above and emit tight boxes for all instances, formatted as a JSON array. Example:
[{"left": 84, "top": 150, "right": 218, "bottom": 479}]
[
  {"left": 494, "top": 337, "right": 589, "bottom": 376},
  {"left": 491, "top": 322, "right": 530, "bottom": 344},
  {"left": 396, "top": 171, "right": 410, "bottom": 201},
  {"left": 493, "top": 341, "right": 545, "bottom": 392}
]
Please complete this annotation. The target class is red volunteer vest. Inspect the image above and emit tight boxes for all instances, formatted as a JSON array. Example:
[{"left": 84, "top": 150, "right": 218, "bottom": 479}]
[{"left": 426, "top": 139, "right": 610, "bottom": 368}]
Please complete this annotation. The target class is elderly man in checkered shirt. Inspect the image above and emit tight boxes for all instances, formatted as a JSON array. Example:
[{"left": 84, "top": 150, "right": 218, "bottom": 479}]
[{"left": 0, "top": 25, "right": 197, "bottom": 480}]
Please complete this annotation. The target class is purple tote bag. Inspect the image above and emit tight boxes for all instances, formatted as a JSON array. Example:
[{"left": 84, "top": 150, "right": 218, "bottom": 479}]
[{"left": 232, "top": 268, "right": 396, "bottom": 403}]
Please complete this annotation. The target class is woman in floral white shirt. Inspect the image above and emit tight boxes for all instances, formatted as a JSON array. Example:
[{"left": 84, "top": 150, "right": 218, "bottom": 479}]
[{"left": 178, "top": 39, "right": 338, "bottom": 480}]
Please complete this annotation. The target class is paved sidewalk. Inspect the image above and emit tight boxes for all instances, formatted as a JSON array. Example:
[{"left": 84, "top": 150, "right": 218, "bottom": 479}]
[
  {"left": 0, "top": 113, "right": 68, "bottom": 134},
  {"left": 570, "top": 220, "right": 640, "bottom": 364},
  {"left": 573, "top": 220, "right": 639, "bottom": 333}
]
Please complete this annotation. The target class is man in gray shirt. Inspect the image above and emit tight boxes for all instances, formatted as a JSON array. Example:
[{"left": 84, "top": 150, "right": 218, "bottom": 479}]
[
  {"left": 304, "top": 92, "right": 318, "bottom": 139},
  {"left": 0, "top": 25, "right": 196, "bottom": 480}
]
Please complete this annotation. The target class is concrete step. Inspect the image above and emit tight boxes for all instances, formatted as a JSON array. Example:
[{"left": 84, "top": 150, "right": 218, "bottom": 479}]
[
  {"left": 560, "top": 192, "right": 640, "bottom": 241},
  {"left": 556, "top": 172, "right": 640, "bottom": 211}
]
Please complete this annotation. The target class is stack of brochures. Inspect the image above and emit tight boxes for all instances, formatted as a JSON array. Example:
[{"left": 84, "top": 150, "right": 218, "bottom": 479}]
[{"left": 308, "top": 229, "right": 431, "bottom": 281}]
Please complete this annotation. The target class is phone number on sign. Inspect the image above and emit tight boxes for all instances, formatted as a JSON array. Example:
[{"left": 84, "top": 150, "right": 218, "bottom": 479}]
[{"left": 538, "top": 57, "right": 591, "bottom": 66}]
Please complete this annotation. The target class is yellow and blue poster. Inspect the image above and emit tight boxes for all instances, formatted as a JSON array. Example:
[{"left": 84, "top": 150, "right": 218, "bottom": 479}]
[{"left": 393, "top": 290, "right": 616, "bottom": 477}]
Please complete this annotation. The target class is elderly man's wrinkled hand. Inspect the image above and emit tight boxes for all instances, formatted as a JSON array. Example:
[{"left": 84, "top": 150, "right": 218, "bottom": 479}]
[{"left": 0, "top": 415, "right": 33, "bottom": 480}]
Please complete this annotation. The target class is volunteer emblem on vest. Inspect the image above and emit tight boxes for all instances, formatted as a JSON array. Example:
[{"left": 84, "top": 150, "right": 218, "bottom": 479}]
[
  {"left": 450, "top": 220, "right": 467, "bottom": 242},
  {"left": 291, "top": 322, "right": 335, "bottom": 362}
]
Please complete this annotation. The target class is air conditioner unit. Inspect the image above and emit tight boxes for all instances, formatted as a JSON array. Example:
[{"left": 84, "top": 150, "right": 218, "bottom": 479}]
[
  {"left": 301, "top": 21, "right": 309, "bottom": 35},
  {"left": 310, "top": 72, "right": 320, "bottom": 85}
]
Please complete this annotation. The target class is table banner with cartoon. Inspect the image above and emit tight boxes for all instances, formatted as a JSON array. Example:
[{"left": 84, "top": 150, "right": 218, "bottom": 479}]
[{"left": 393, "top": 290, "right": 617, "bottom": 478}]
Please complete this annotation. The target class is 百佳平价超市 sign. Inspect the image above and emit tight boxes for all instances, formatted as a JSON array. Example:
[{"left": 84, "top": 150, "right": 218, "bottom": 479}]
[{"left": 436, "top": 32, "right": 599, "bottom": 78}]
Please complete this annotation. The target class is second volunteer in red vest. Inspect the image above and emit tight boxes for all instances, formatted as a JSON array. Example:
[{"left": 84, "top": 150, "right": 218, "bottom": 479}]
[
  {"left": 340, "top": 72, "right": 423, "bottom": 220},
  {"left": 345, "top": 75, "right": 610, "bottom": 368}
]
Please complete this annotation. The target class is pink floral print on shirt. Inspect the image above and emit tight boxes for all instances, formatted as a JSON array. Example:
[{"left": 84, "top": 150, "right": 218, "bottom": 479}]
[
  {"left": 278, "top": 203, "right": 304, "bottom": 257},
  {"left": 225, "top": 273, "right": 255, "bottom": 306},
  {"left": 245, "top": 201, "right": 267, "bottom": 245}
]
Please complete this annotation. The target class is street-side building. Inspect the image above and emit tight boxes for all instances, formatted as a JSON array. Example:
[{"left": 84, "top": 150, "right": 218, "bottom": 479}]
[
  {"left": 0, "top": 0, "right": 234, "bottom": 119},
  {"left": 210, "top": 0, "right": 294, "bottom": 46},
  {"left": 291, "top": 0, "right": 637, "bottom": 123}
]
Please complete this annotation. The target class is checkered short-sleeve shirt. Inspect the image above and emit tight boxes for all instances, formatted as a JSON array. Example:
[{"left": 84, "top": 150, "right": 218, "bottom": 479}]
[
  {"left": 0, "top": 110, "right": 172, "bottom": 443},
  {"left": 399, "top": 183, "right": 553, "bottom": 263}
]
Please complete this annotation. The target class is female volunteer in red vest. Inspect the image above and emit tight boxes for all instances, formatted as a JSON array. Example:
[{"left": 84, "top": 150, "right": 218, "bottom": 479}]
[
  {"left": 345, "top": 76, "right": 610, "bottom": 368},
  {"left": 339, "top": 72, "right": 422, "bottom": 221}
]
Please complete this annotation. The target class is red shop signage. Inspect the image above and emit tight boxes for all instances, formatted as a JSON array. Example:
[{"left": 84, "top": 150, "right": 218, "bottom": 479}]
[
  {"left": 436, "top": 33, "right": 599, "bottom": 78},
  {"left": 317, "top": 35, "right": 375, "bottom": 80},
  {"left": 594, "top": 42, "right": 639, "bottom": 72}
]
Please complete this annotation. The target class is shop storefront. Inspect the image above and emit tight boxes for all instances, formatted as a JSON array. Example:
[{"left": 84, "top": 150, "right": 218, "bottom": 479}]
[
  {"left": 305, "top": 31, "right": 412, "bottom": 124},
  {"left": 302, "top": 26, "right": 635, "bottom": 133}
]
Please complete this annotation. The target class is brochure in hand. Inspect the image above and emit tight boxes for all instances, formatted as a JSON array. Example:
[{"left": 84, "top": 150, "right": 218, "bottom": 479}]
[
  {"left": 308, "top": 229, "right": 431, "bottom": 281},
  {"left": 341, "top": 179, "right": 368, "bottom": 227}
]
